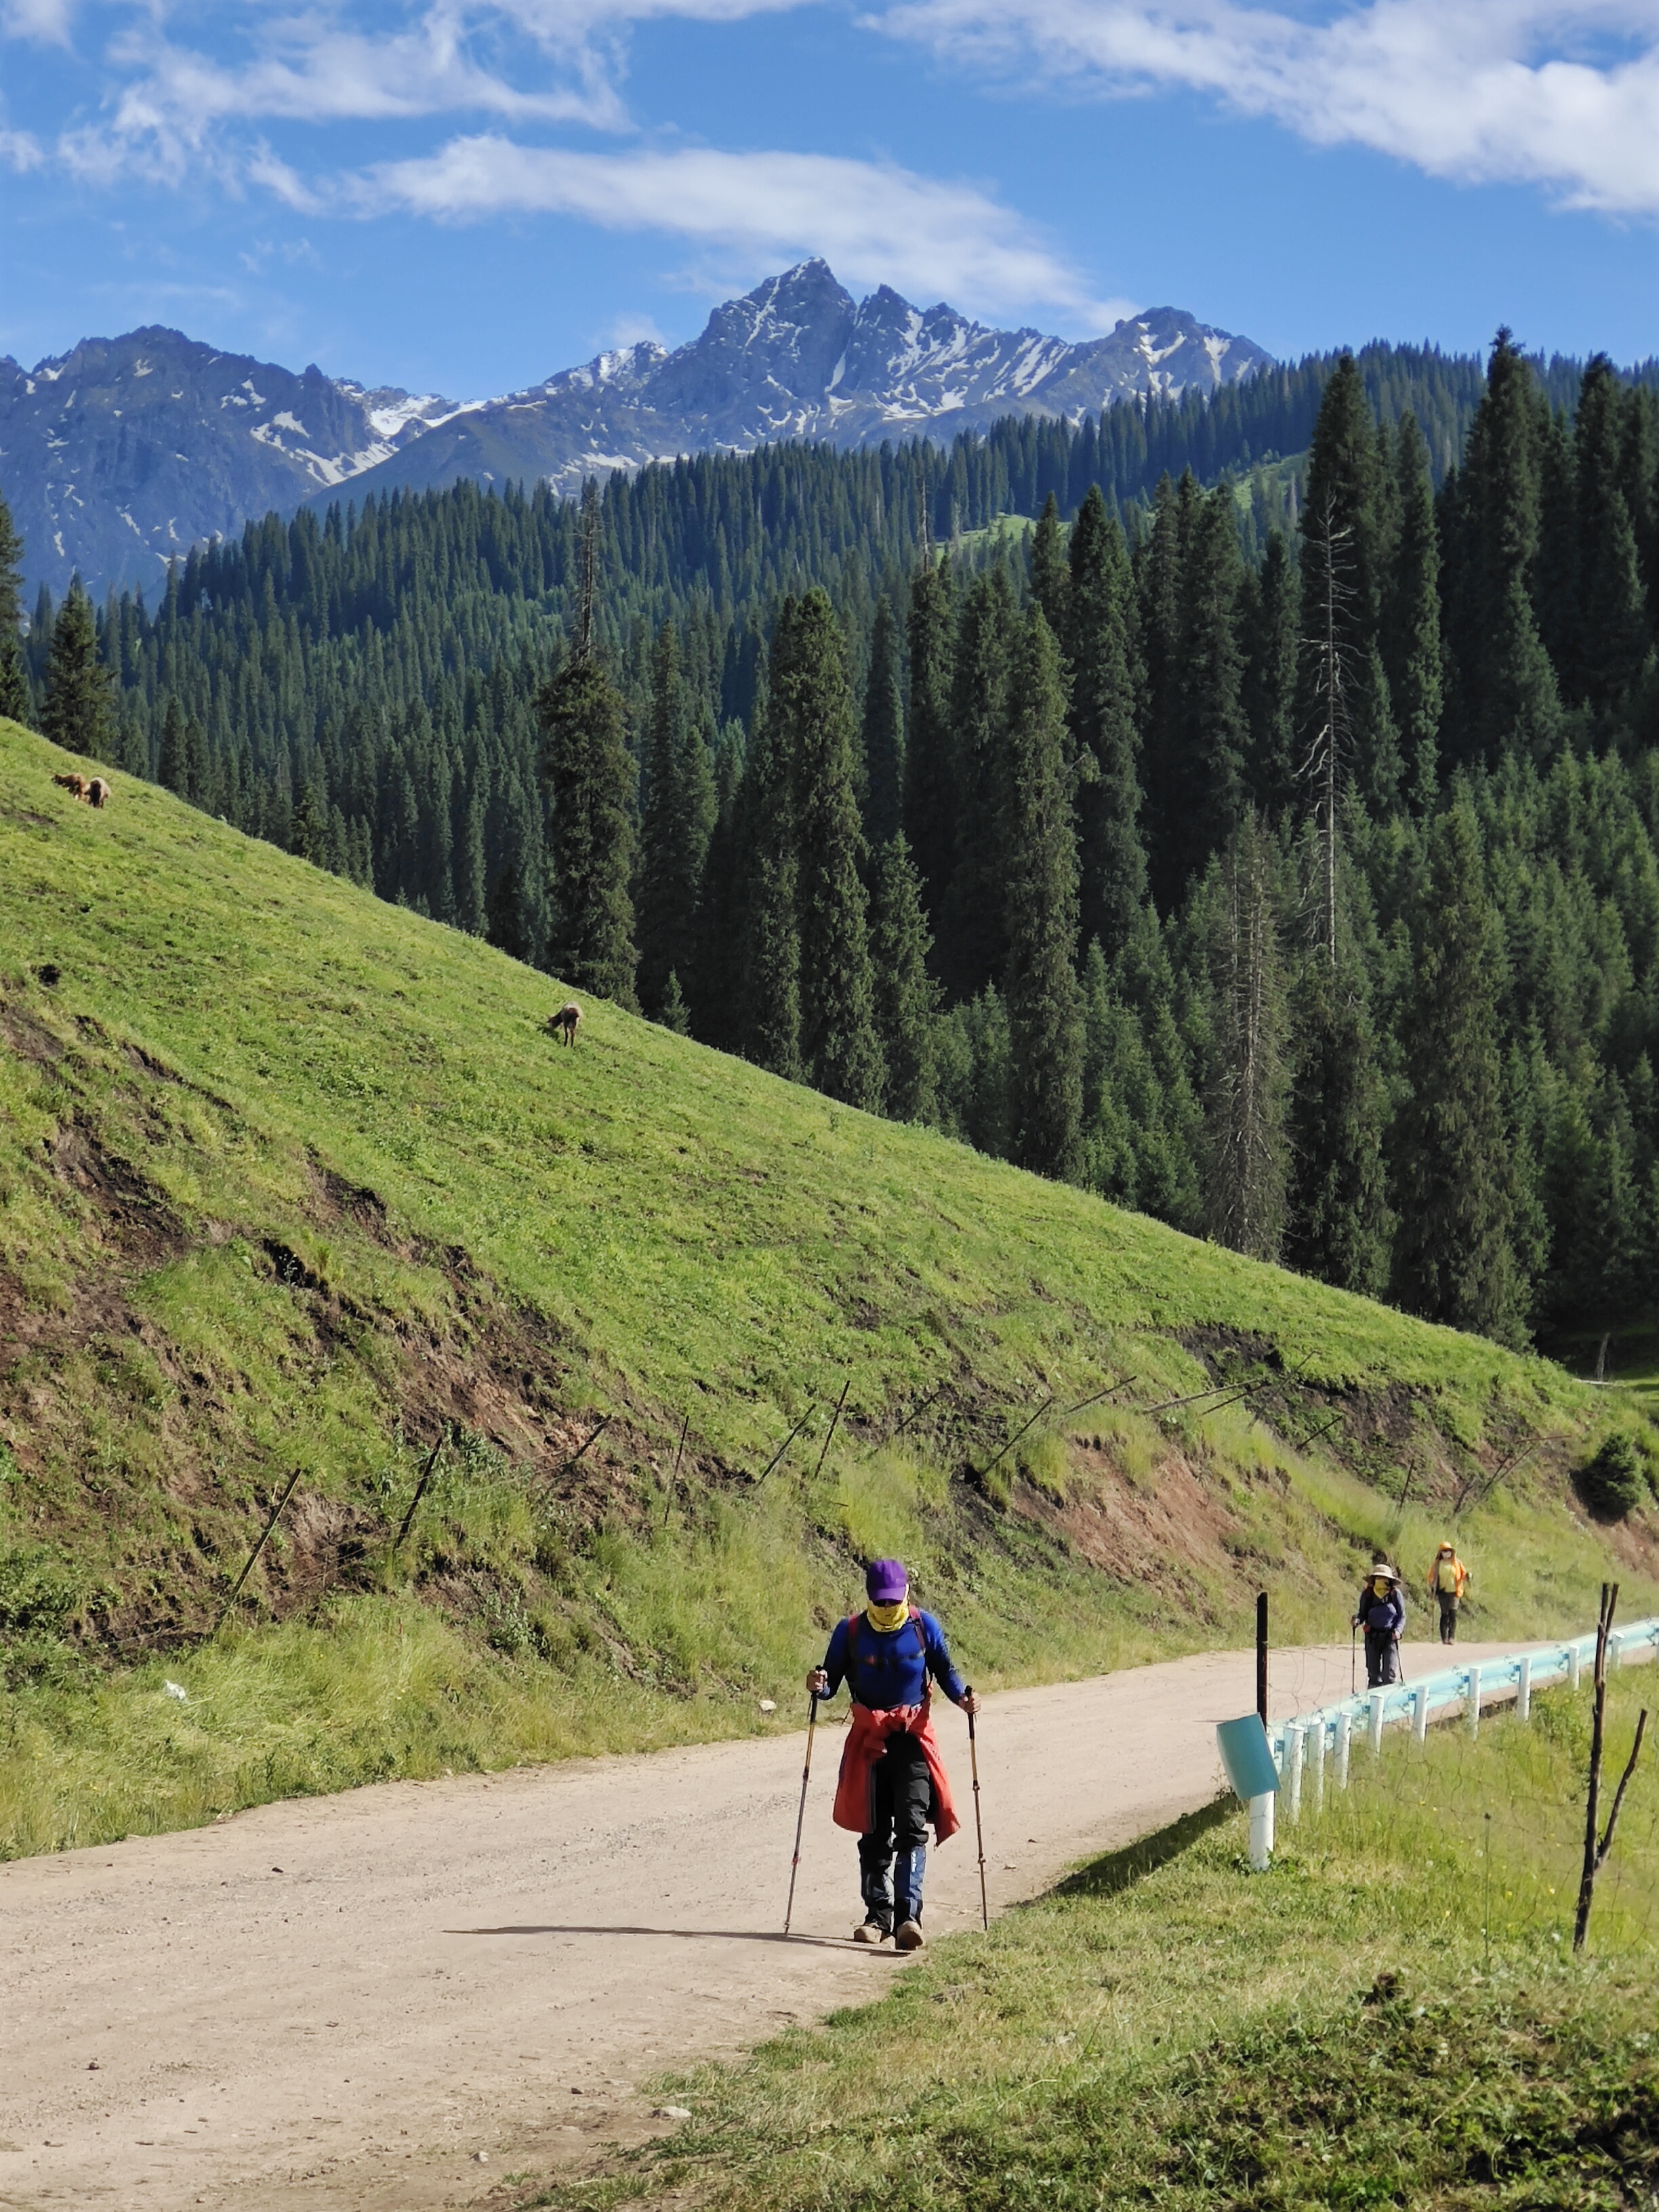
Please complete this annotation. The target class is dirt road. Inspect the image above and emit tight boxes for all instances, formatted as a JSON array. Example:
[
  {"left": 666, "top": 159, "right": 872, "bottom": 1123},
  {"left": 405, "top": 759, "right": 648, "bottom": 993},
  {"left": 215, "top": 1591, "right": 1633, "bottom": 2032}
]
[{"left": 0, "top": 1638, "right": 1527, "bottom": 2211}]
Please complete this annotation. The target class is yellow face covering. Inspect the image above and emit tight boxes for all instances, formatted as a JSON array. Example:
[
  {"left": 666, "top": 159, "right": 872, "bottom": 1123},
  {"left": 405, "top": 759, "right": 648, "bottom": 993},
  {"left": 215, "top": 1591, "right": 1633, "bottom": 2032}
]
[
  {"left": 866, "top": 1595, "right": 909, "bottom": 1631},
  {"left": 1372, "top": 1578, "right": 1391, "bottom": 1599}
]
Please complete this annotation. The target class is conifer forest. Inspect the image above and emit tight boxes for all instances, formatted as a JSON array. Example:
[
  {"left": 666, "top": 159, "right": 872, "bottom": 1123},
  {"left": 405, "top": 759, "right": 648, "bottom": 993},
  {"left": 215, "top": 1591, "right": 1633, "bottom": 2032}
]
[{"left": 8, "top": 331, "right": 1659, "bottom": 1357}]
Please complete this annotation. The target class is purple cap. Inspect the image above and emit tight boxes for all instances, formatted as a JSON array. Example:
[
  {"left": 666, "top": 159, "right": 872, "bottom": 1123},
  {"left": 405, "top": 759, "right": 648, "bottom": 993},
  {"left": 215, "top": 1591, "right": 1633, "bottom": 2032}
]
[{"left": 865, "top": 1558, "right": 907, "bottom": 1602}]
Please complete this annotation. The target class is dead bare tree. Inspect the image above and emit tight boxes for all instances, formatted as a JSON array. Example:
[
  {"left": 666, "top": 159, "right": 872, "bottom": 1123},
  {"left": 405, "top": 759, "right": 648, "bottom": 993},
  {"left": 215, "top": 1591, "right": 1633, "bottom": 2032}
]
[
  {"left": 1574, "top": 1581, "right": 1650, "bottom": 1952},
  {"left": 1298, "top": 495, "right": 1359, "bottom": 972}
]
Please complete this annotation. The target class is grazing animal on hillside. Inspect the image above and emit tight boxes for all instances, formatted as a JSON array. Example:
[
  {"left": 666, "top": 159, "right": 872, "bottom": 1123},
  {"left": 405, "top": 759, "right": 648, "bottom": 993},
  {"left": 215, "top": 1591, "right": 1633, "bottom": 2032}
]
[
  {"left": 551, "top": 1002, "right": 582, "bottom": 1046},
  {"left": 53, "top": 773, "right": 89, "bottom": 800},
  {"left": 86, "top": 777, "right": 110, "bottom": 808}
]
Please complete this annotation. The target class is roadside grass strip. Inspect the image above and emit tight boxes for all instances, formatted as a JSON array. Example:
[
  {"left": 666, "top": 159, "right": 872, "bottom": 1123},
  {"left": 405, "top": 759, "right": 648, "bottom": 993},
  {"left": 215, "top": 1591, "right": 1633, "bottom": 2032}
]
[{"left": 520, "top": 1674, "right": 1658, "bottom": 2212}]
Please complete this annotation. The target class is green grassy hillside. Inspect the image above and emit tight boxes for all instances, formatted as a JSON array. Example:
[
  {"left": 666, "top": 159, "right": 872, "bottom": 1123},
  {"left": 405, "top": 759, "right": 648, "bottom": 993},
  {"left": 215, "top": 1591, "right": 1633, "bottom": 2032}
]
[{"left": 1, "top": 720, "right": 1654, "bottom": 1856}]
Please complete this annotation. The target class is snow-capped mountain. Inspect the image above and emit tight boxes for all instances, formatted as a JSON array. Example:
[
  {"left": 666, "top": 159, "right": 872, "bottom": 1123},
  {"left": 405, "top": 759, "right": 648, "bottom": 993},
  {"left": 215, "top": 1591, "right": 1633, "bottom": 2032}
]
[
  {"left": 1, "top": 266, "right": 1269, "bottom": 596},
  {"left": 341, "top": 262, "right": 1270, "bottom": 510}
]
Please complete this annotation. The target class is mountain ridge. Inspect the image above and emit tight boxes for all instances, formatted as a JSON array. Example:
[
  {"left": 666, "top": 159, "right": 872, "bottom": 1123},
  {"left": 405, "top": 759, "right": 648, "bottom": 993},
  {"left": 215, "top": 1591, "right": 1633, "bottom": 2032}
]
[{"left": 1, "top": 262, "right": 1269, "bottom": 598}]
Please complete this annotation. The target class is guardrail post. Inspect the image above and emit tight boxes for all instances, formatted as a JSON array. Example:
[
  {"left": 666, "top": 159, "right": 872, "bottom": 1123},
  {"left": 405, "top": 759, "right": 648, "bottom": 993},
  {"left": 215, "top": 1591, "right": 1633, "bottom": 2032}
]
[
  {"left": 1569, "top": 1641, "right": 1582, "bottom": 1692},
  {"left": 1517, "top": 1654, "right": 1532, "bottom": 1722},
  {"left": 1413, "top": 1684, "right": 1429, "bottom": 1744},
  {"left": 1248, "top": 1790, "right": 1274, "bottom": 1870},
  {"left": 1286, "top": 1724, "right": 1304, "bottom": 1822},
  {"left": 1335, "top": 1708, "right": 1352, "bottom": 1788},
  {"left": 1467, "top": 1663, "right": 1482, "bottom": 1738},
  {"left": 1369, "top": 1692, "right": 1385, "bottom": 1757},
  {"left": 1310, "top": 1719, "right": 1326, "bottom": 1813}
]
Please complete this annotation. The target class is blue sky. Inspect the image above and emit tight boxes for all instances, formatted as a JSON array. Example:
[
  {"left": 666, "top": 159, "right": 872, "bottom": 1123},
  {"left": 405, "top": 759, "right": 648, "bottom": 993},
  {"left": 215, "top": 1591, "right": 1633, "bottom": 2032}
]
[{"left": 1, "top": 0, "right": 1656, "bottom": 398}]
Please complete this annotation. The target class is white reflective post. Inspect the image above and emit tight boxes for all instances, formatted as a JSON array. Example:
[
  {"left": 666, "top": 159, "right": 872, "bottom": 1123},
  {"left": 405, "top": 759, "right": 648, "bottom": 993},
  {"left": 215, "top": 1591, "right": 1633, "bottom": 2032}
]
[
  {"left": 1369, "top": 1692, "right": 1385, "bottom": 1757},
  {"left": 1413, "top": 1683, "right": 1429, "bottom": 1744},
  {"left": 1517, "top": 1654, "right": 1532, "bottom": 1721},
  {"left": 1569, "top": 1642, "right": 1582, "bottom": 1692},
  {"left": 1467, "top": 1663, "right": 1481, "bottom": 1738},
  {"left": 1336, "top": 1708, "right": 1353, "bottom": 1788},
  {"left": 1248, "top": 1790, "right": 1274, "bottom": 1870},
  {"left": 1286, "top": 1724, "right": 1304, "bottom": 1822},
  {"left": 1310, "top": 1720, "right": 1326, "bottom": 1814}
]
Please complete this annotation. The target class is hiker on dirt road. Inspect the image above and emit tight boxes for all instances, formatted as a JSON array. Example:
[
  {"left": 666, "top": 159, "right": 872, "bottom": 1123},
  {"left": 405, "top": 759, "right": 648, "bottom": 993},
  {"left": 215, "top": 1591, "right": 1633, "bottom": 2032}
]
[
  {"left": 1354, "top": 1561, "right": 1406, "bottom": 1687},
  {"left": 806, "top": 1559, "right": 977, "bottom": 1953},
  {"left": 1427, "top": 1542, "right": 1471, "bottom": 1645}
]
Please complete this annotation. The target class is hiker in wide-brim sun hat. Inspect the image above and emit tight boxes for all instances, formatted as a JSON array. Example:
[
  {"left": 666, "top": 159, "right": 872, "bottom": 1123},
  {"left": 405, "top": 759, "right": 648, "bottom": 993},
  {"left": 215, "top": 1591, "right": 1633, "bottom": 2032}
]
[
  {"left": 1354, "top": 1560, "right": 1406, "bottom": 1687},
  {"left": 805, "top": 1559, "right": 978, "bottom": 1952}
]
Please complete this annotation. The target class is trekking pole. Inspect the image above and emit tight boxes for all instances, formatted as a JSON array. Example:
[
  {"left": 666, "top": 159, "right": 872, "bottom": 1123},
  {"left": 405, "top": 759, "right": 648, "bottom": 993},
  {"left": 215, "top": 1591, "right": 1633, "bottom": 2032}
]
[
  {"left": 966, "top": 1688, "right": 989, "bottom": 1931},
  {"left": 783, "top": 1692, "right": 819, "bottom": 1936}
]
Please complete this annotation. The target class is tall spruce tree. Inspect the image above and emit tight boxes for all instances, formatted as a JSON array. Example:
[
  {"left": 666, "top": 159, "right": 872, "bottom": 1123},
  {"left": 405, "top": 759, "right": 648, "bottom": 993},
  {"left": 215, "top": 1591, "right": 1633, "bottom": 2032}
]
[
  {"left": 1572, "top": 357, "right": 1652, "bottom": 716},
  {"left": 1137, "top": 469, "right": 1197, "bottom": 909},
  {"left": 903, "top": 555, "right": 956, "bottom": 938},
  {"left": 869, "top": 833, "right": 938, "bottom": 1123},
  {"left": 1380, "top": 412, "right": 1444, "bottom": 806},
  {"left": 537, "top": 647, "right": 640, "bottom": 1008},
  {"left": 773, "top": 590, "right": 884, "bottom": 1107},
  {"left": 1200, "top": 812, "right": 1291, "bottom": 1261},
  {"left": 0, "top": 490, "right": 28, "bottom": 726},
  {"left": 1168, "top": 485, "right": 1248, "bottom": 895},
  {"left": 860, "top": 594, "right": 905, "bottom": 849},
  {"left": 1391, "top": 802, "right": 1529, "bottom": 1343},
  {"left": 1029, "top": 493, "right": 1070, "bottom": 641},
  {"left": 41, "top": 579, "right": 116, "bottom": 760},
  {"left": 1240, "top": 530, "right": 1299, "bottom": 819},
  {"left": 1286, "top": 962, "right": 1392, "bottom": 1294},
  {"left": 1067, "top": 484, "right": 1146, "bottom": 957},
  {"left": 638, "top": 619, "right": 716, "bottom": 1018},
  {"left": 1002, "top": 606, "right": 1084, "bottom": 1181},
  {"left": 1298, "top": 356, "right": 1401, "bottom": 819},
  {"left": 1446, "top": 331, "right": 1561, "bottom": 766},
  {"left": 737, "top": 684, "right": 802, "bottom": 1078},
  {"left": 943, "top": 567, "right": 1018, "bottom": 1000}
]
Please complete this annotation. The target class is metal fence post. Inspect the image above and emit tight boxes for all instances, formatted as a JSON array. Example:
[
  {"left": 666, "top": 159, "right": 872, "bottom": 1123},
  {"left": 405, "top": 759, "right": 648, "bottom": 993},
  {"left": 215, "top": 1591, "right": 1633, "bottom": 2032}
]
[{"left": 1286, "top": 1724, "right": 1305, "bottom": 1822}]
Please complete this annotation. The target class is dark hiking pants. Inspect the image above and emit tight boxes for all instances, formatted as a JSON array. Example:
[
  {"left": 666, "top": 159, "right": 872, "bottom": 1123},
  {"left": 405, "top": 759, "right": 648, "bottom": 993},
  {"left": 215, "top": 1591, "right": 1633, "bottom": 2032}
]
[
  {"left": 1437, "top": 1593, "right": 1458, "bottom": 1644},
  {"left": 1364, "top": 1630, "right": 1399, "bottom": 1687},
  {"left": 857, "top": 1732, "right": 930, "bottom": 1933}
]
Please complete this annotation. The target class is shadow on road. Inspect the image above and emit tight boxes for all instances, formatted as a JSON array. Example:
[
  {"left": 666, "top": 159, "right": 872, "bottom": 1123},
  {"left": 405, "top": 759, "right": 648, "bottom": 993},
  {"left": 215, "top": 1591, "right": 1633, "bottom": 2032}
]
[{"left": 445, "top": 1923, "right": 872, "bottom": 1951}]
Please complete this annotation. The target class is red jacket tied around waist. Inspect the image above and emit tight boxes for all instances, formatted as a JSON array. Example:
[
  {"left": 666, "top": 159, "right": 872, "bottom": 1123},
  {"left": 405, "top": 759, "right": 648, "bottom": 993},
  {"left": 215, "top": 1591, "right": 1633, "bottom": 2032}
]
[{"left": 832, "top": 1705, "right": 960, "bottom": 1843}]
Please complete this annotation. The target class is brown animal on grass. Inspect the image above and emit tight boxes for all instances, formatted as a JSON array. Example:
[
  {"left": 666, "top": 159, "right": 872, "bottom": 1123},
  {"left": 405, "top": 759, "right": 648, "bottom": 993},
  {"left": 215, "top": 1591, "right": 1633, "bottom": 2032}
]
[
  {"left": 53, "top": 773, "right": 89, "bottom": 800},
  {"left": 86, "top": 777, "right": 110, "bottom": 808},
  {"left": 550, "top": 1001, "right": 581, "bottom": 1046}
]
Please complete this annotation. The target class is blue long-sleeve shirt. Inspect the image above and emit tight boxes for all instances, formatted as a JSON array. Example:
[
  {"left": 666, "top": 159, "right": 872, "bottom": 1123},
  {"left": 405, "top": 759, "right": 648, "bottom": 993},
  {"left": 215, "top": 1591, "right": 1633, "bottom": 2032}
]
[
  {"left": 820, "top": 1607, "right": 967, "bottom": 1710},
  {"left": 1357, "top": 1585, "right": 1405, "bottom": 1637}
]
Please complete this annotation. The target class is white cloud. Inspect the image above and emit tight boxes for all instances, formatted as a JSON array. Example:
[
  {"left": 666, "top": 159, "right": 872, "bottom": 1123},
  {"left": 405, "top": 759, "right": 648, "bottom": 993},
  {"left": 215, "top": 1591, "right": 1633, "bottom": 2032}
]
[
  {"left": 0, "top": 0, "right": 73, "bottom": 46},
  {"left": 351, "top": 135, "right": 1104, "bottom": 316},
  {"left": 870, "top": 0, "right": 1659, "bottom": 218},
  {"left": 0, "top": 125, "right": 43, "bottom": 169}
]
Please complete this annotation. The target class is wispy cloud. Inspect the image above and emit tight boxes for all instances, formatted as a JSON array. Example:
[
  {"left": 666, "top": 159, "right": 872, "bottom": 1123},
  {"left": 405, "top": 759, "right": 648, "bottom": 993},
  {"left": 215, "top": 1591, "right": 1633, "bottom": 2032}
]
[
  {"left": 0, "top": 125, "right": 44, "bottom": 169},
  {"left": 352, "top": 136, "right": 1104, "bottom": 316},
  {"left": 870, "top": 0, "right": 1659, "bottom": 218}
]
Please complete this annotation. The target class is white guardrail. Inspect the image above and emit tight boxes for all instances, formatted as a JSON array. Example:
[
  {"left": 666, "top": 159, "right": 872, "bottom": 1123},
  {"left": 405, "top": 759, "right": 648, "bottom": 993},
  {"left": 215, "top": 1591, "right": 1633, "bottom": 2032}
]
[{"left": 1270, "top": 1616, "right": 1659, "bottom": 1824}]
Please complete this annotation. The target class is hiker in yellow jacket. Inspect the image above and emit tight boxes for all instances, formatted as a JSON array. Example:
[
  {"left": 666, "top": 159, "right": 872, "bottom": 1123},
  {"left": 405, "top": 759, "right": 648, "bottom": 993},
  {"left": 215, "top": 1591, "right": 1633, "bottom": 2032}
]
[{"left": 1427, "top": 1542, "right": 1470, "bottom": 1645}]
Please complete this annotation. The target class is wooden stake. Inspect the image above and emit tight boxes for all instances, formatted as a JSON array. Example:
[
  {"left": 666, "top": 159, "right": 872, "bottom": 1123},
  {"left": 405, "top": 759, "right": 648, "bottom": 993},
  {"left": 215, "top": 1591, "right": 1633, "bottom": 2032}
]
[
  {"left": 213, "top": 1467, "right": 302, "bottom": 1634},
  {"left": 813, "top": 1378, "right": 851, "bottom": 1482},
  {"left": 663, "top": 1408, "right": 691, "bottom": 1525},
  {"left": 396, "top": 1426, "right": 450, "bottom": 1549},
  {"left": 1574, "top": 1582, "right": 1618, "bottom": 1952},
  {"left": 756, "top": 1404, "right": 815, "bottom": 1484}
]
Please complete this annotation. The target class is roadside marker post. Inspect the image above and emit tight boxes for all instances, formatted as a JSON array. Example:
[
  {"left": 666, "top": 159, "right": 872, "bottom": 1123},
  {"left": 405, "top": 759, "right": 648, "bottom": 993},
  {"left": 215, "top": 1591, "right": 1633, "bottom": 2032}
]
[
  {"left": 1369, "top": 1692, "right": 1385, "bottom": 1757},
  {"left": 1517, "top": 1654, "right": 1532, "bottom": 1721},
  {"left": 1413, "top": 1684, "right": 1430, "bottom": 1744},
  {"left": 1215, "top": 1713, "right": 1279, "bottom": 1872},
  {"left": 1467, "top": 1663, "right": 1482, "bottom": 1739},
  {"left": 1335, "top": 1708, "right": 1352, "bottom": 1788}
]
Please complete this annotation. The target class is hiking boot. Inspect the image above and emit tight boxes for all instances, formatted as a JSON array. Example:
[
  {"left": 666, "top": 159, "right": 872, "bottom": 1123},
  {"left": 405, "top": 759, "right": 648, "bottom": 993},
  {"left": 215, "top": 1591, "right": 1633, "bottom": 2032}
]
[
  {"left": 893, "top": 1919, "right": 925, "bottom": 1952},
  {"left": 853, "top": 1921, "right": 888, "bottom": 1944}
]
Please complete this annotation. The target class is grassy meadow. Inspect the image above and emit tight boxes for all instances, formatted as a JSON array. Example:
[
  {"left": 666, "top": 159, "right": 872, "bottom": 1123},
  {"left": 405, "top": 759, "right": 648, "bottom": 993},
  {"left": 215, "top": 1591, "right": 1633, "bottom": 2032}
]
[
  {"left": 1, "top": 717, "right": 1656, "bottom": 1856},
  {"left": 528, "top": 1669, "right": 1659, "bottom": 2211}
]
